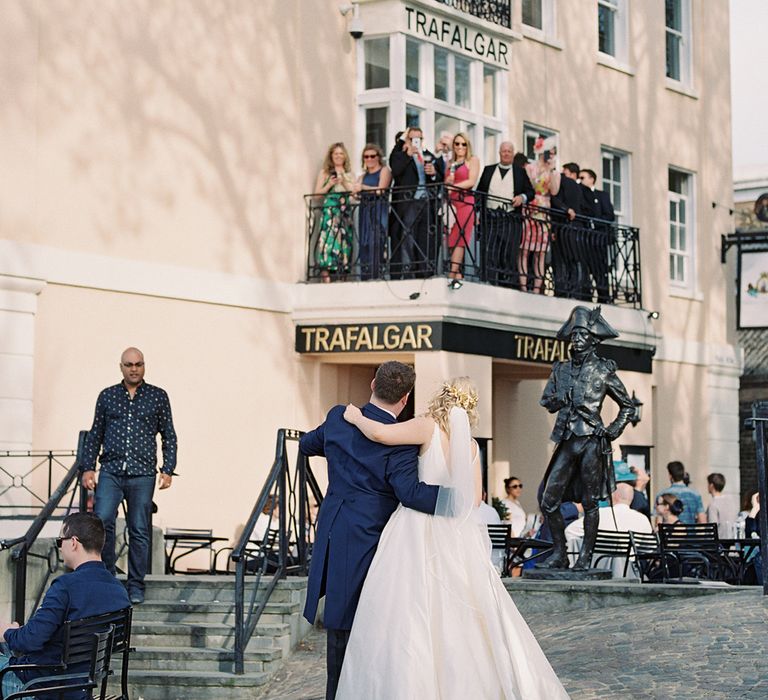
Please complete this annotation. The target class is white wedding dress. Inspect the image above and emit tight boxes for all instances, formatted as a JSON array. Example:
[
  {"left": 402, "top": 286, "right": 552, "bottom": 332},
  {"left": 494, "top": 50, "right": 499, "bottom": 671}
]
[{"left": 336, "top": 413, "right": 570, "bottom": 700}]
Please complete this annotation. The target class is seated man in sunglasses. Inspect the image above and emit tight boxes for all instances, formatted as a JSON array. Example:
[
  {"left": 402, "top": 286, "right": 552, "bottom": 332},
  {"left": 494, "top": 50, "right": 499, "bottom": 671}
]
[{"left": 0, "top": 512, "right": 130, "bottom": 698}]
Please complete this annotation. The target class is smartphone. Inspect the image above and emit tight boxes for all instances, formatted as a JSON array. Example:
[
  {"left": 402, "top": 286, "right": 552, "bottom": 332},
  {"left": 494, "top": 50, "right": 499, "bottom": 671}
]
[{"left": 412, "top": 136, "right": 422, "bottom": 151}]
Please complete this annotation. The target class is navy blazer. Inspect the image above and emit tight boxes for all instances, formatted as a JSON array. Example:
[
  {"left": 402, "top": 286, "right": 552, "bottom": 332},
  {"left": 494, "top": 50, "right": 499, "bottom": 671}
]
[
  {"left": 5, "top": 560, "right": 131, "bottom": 695},
  {"left": 301, "top": 403, "right": 439, "bottom": 630}
]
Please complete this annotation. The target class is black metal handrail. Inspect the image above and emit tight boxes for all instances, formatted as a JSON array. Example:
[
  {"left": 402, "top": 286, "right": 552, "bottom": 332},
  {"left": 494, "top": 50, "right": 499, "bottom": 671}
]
[
  {"left": 434, "top": 0, "right": 512, "bottom": 28},
  {"left": 230, "top": 429, "right": 323, "bottom": 674},
  {"left": 304, "top": 183, "right": 642, "bottom": 308},
  {"left": 0, "top": 431, "right": 89, "bottom": 623}
]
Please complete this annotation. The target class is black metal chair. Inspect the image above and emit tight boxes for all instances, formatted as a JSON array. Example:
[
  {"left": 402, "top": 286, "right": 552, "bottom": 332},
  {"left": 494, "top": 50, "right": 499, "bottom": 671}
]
[
  {"left": 629, "top": 531, "right": 665, "bottom": 582},
  {"left": 0, "top": 620, "right": 115, "bottom": 700},
  {"left": 658, "top": 523, "right": 740, "bottom": 583},
  {"left": 591, "top": 530, "right": 633, "bottom": 577},
  {"left": 486, "top": 523, "right": 512, "bottom": 574}
]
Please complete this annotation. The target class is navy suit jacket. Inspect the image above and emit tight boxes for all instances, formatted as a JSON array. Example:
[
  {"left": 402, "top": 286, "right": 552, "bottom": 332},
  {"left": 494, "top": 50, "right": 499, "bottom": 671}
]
[
  {"left": 301, "top": 403, "right": 439, "bottom": 630},
  {"left": 5, "top": 560, "right": 130, "bottom": 695}
]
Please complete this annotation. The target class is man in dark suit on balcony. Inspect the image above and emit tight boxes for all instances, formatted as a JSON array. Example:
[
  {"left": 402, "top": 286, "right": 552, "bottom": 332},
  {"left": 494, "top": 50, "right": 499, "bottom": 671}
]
[
  {"left": 579, "top": 168, "right": 616, "bottom": 303},
  {"left": 300, "top": 361, "right": 444, "bottom": 700},
  {"left": 550, "top": 162, "right": 586, "bottom": 298},
  {"left": 476, "top": 142, "right": 535, "bottom": 285},
  {"left": 389, "top": 127, "right": 444, "bottom": 279}
]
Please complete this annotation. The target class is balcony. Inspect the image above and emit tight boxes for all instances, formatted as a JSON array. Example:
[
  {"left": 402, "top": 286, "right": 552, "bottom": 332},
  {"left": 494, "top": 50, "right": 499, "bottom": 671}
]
[
  {"left": 434, "top": 0, "right": 512, "bottom": 29},
  {"left": 303, "top": 184, "right": 642, "bottom": 309}
]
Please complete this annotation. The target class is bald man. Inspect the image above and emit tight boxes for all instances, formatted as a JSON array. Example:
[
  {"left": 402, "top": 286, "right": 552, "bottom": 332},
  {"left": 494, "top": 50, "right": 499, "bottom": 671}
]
[{"left": 80, "top": 347, "right": 177, "bottom": 604}]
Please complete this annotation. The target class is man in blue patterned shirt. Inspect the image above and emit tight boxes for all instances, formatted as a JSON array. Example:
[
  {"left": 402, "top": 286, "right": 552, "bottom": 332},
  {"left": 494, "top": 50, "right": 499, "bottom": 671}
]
[
  {"left": 655, "top": 460, "right": 706, "bottom": 526},
  {"left": 80, "top": 347, "right": 177, "bottom": 604}
]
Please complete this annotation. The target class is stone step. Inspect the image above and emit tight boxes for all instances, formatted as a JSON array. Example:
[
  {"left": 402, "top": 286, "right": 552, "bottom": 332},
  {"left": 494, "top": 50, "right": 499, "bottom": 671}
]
[
  {"left": 131, "top": 600, "right": 301, "bottom": 626},
  {"left": 133, "top": 574, "right": 307, "bottom": 604},
  {"left": 123, "top": 645, "right": 282, "bottom": 674},
  {"left": 126, "top": 669, "right": 270, "bottom": 700},
  {"left": 130, "top": 620, "right": 291, "bottom": 655}
]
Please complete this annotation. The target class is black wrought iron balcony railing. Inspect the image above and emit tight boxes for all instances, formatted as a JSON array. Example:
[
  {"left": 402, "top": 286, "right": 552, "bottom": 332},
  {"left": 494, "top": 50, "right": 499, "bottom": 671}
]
[
  {"left": 304, "top": 184, "right": 642, "bottom": 308},
  {"left": 434, "top": 0, "right": 512, "bottom": 29}
]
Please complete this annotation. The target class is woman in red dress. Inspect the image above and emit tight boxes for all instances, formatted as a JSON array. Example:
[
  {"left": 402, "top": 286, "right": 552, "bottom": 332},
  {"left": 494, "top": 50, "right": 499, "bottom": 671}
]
[{"left": 445, "top": 132, "right": 480, "bottom": 281}]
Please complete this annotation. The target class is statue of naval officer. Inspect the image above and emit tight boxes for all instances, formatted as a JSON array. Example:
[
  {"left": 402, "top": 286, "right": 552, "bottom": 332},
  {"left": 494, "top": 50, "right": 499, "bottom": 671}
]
[{"left": 536, "top": 306, "right": 636, "bottom": 570}]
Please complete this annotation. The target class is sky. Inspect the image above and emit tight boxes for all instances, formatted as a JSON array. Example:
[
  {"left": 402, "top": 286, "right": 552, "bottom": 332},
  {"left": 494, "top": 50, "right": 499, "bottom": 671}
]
[{"left": 730, "top": 0, "right": 768, "bottom": 175}]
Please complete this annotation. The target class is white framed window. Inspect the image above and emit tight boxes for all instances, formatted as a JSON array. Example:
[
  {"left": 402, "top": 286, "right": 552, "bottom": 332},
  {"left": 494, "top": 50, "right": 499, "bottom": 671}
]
[
  {"left": 356, "top": 34, "right": 505, "bottom": 162},
  {"left": 601, "top": 147, "right": 631, "bottom": 223},
  {"left": 523, "top": 123, "right": 558, "bottom": 161},
  {"left": 364, "top": 37, "right": 390, "bottom": 90},
  {"left": 665, "top": 0, "right": 692, "bottom": 85},
  {"left": 405, "top": 38, "right": 420, "bottom": 93},
  {"left": 484, "top": 129, "right": 501, "bottom": 166},
  {"left": 521, "top": 0, "right": 556, "bottom": 37},
  {"left": 668, "top": 168, "right": 695, "bottom": 289},
  {"left": 598, "top": 0, "right": 628, "bottom": 63}
]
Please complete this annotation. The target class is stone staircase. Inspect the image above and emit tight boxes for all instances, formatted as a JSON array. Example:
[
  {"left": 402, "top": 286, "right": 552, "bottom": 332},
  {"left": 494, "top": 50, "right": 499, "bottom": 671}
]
[{"left": 114, "top": 574, "right": 312, "bottom": 700}]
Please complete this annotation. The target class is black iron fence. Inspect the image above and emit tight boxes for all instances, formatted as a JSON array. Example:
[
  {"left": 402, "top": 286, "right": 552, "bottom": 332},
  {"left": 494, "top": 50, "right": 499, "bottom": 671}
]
[
  {"left": 746, "top": 402, "right": 768, "bottom": 596},
  {"left": 230, "top": 429, "right": 323, "bottom": 674},
  {"left": 434, "top": 0, "right": 512, "bottom": 28},
  {"left": 0, "top": 432, "right": 88, "bottom": 623},
  {"left": 0, "top": 449, "right": 80, "bottom": 517},
  {"left": 304, "top": 184, "right": 642, "bottom": 308}
]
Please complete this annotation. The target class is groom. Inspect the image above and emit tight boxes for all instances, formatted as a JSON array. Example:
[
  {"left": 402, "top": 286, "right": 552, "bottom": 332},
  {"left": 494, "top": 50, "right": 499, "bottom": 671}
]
[{"left": 300, "top": 361, "right": 442, "bottom": 700}]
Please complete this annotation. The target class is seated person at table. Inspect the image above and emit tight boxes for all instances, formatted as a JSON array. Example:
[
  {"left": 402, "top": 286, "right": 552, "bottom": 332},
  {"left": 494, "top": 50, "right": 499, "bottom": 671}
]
[{"left": 0, "top": 512, "right": 130, "bottom": 699}]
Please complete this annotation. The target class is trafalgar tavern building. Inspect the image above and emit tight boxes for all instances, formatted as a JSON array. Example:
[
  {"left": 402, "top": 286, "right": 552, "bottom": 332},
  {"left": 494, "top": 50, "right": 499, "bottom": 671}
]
[{"left": 0, "top": 0, "right": 739, "bottom": 549}]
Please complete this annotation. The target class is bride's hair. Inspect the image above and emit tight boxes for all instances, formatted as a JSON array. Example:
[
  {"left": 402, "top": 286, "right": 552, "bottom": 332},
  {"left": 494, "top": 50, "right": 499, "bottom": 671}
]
[{"left": 426, "top": 377, "right": 479, "bottom": 433}]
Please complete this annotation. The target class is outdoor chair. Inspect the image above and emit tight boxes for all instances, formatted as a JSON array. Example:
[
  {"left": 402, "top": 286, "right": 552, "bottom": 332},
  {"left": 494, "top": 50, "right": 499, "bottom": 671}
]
[
  {"left": 486, "top": 523, "right": 512, "bottom": 575},
  {"left": 658, "top": 523, "right": 740, "bottom": 583},
  {"left": 629, "top": 531, "right": 665, "bottom": 582},
  {"left": 590, "top": 530, "right": 633, "bottom": 577},
  {"left": 0, "top": 619, "right": 116, "bottom": 700}
]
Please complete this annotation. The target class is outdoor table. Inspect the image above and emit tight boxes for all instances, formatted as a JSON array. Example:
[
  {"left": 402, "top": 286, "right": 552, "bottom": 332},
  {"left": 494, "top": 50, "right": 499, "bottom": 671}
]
[
  {"left": 720, "top": 538, "right": 762, "bottom": 585},
  {"left": 507, "top": 537, "right": 553, "bottom": 569},
  {"left": 164, "top": 532, "right": 230, "bottom": 574}
]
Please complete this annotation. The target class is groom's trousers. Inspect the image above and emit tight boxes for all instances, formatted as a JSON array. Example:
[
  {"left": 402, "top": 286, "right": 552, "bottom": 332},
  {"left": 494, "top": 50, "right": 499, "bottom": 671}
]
[{"left": 326, "top": 628, "right": 351, "bottom": 699}]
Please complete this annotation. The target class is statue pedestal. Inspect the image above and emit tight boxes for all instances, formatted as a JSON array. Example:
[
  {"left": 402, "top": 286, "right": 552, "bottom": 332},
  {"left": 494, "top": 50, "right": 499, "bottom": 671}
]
[{"left": 522, "top": 568, "right": 612, "bottom": 581}]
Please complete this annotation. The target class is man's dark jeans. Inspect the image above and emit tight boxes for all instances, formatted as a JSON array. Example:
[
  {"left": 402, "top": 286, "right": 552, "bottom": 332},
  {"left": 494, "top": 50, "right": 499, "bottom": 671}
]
[{"left": 94, "top": 472, "right": 154, "bottom": 595}]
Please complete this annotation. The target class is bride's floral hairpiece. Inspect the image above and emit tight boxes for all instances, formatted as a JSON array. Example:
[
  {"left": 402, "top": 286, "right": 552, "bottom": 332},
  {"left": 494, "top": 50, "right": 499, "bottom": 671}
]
[{"left": 445, "top": 383, "right": 478, "bottom": 412}]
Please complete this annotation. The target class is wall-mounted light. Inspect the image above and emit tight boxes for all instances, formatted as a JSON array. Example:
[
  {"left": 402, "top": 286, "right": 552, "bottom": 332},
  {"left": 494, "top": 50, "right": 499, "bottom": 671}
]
[
  {"left": 448, "top": 279, "right": 463, "bottom": 290},
  {"left": 339, "top": 3, "right": 363, "bottom": 39},
  {"left": 647, "top": 311, "right": 660, "bottom": 320}
]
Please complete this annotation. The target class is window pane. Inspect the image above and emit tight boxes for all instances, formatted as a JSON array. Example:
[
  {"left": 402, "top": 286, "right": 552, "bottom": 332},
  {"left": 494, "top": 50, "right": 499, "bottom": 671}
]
[
  {"left": 669, "top": 255, "right": 676, "bottom": 280},
  {"left": 679, "top": 199, "right": 686, "bottom": 224},
  {"left": 669, "top": 221, "right": 677, "bottom": 249},
  {"left": 522, "top": 0, "right": 543, "bottom": 29},
  {"left": 365, "top": 38, "right": 390, "bottom": 90},
  {"left": 434, "top": 49, "right": 448, "bottom": 102},
  {"left": 665, "top": 0, "right": 682, "bottom": 31},
  {"left": 455, "top": 56, "right": 471, "bottom": 108},
  {"left": 598, "top": 5, "right": 615, "bottom": 56},
  {"left": 483, "top": 67, "right": 497, "bottom": 116},
  {"left": 406, "top": 38, "right": 420, "bottom": 93},
  {"left": 679, "top": 225, "right": 686, "bottom": 249},
  {"left": 666, "top": 33, "right": 681, "bottom": 80},
  {"left": 405, "top": 104, "right": 422, "bottom": 129},
  {"left": 365, "top": 107, "right": 388, "bottom": 152},
  {"left": 677, "top": 256, "right": 685, "bottom": 281},
  {"left": 668, "top": 170, "right": 686, "bottom": 194},
  {"left": 484, "top": 129, "right": 500, "bottom": 165},
  {"left": 436, "top": 112, "right": 461, "bottom": 143}
]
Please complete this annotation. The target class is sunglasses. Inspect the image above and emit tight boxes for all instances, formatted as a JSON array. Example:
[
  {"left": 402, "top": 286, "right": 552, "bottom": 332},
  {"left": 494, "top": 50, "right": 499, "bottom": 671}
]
[
  {"left": 454, "top": 142, "right": 467, "bottom": 147},
  {"left": 363, "top": 154, "right": 378, "bottom": 159},
  {"left": 509, "top": 484, "right": 523, "bottom": 489},
  {"left": 55, "top": 536, "right": 76, "bottom": 548}
]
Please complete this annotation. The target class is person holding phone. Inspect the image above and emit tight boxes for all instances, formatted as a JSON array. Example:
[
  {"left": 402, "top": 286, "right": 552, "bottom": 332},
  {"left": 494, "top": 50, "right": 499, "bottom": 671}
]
[
  {"left": 388, "top": 127, "right": 444, "bottom": 279},
  {"left": 444, "top": 132, "right": 480, "bottom": 282},
  {"left": 314, "top": 142, "right": 354, "bottom": 283}
]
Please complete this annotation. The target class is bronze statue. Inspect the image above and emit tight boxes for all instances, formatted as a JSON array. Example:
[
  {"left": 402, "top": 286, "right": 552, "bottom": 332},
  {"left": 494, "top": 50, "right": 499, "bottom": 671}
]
[{"left": 536, "top": 306, "right": 636, "bottom": 571}]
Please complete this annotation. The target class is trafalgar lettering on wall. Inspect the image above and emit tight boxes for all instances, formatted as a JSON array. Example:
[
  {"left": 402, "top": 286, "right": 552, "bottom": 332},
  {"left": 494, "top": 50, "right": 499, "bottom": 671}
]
[
  {"left": 297, "top": 323, "right": 436, "bottom": 353},
  {"left": 405, "top": 7, "right": 510, "bottom": 67}
]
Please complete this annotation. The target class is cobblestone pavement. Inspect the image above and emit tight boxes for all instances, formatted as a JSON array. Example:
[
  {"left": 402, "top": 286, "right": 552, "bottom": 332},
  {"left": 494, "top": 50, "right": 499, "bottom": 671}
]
[{"left": 255, "top": 589, "right": 768, "bottom": 699}]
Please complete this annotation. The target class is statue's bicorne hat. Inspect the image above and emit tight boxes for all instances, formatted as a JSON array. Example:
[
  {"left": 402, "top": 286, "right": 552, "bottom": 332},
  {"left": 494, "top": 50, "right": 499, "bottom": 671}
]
[{"left": 556, "top": 305, "right": 619, "bottom": 341}]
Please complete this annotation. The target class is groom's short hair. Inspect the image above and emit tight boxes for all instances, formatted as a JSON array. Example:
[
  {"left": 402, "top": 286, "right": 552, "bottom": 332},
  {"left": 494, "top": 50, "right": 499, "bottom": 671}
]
[{"left": 373, "top": 362, "right": 416, "bottom": 403}]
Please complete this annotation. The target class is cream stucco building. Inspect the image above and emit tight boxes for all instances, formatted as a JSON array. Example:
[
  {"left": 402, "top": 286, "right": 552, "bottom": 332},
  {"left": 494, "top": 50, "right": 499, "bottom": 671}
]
[{"left": 0, "top": 0, "right": 739, "bottom": 541}]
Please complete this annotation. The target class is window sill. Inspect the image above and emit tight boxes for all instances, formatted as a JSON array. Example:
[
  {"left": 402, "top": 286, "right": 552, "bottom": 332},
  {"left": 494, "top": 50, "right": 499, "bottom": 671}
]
[
  {"left": 665, "top": 79, "right": 699, "bottom": 100},
  {"left": 519, "top": 25, "right": 563, "bottom": 51},
  {"left": 596, "top": 55, "right": 635, "bottom": 76}
]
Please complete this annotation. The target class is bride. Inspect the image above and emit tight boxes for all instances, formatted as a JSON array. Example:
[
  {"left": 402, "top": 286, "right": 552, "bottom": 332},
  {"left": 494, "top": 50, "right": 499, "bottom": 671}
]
[{"left": 335, "top": 377, "right": 570, "bottom": 700}]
